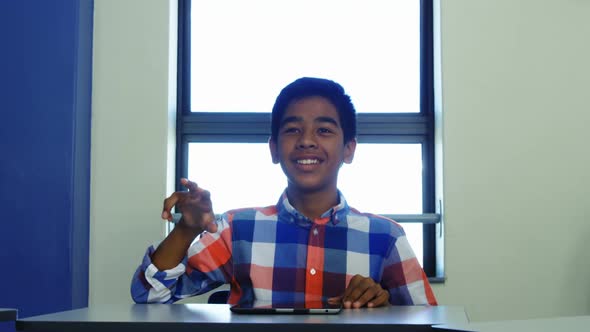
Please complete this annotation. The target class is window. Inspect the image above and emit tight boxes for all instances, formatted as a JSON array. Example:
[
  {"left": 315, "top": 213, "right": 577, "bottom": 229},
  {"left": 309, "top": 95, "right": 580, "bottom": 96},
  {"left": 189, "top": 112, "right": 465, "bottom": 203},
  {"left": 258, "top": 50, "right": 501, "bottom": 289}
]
[{"left": 177, "top": 0, "right": 441, "bottom": 278}]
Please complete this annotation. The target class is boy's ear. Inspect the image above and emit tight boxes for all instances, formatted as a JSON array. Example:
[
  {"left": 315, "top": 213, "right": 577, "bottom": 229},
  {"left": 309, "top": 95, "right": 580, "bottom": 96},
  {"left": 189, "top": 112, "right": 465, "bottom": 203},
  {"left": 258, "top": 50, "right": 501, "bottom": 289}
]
[
  {"left": 343, "top": 138, "right": 357, "bottom": 164},
  {"left": 269, "top": 138, "right": 280, "bottom": 164}
]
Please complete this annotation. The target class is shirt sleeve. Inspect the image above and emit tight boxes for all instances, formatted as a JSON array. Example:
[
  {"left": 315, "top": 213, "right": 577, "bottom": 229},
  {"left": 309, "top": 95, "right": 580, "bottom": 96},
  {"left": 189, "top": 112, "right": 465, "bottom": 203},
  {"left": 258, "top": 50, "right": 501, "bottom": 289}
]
[
  {"left": 130, "top": 214, "right": 233, "bottom": 303},
  {"left": 381, "top": 231, "right": 438, "bottom": 305}
]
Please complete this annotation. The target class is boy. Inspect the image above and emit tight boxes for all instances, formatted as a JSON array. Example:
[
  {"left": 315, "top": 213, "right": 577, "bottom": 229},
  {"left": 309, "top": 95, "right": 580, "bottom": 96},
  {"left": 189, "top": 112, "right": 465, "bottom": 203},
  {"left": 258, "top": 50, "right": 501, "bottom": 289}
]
[{"left": 131, "top": 77, "right": 437, "bottom": 308}]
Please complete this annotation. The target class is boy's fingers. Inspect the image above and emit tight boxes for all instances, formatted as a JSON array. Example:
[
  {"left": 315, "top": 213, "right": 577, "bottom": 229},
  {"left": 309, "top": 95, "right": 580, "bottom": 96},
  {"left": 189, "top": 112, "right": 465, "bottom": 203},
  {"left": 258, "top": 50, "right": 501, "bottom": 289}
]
[
  {"left": 205, "top": 219, "right": 218, "bottom": 233},
  {"left": 327, "top": 295, "right": 343, "bottom": 304},
  {"left": 367, "top": 290, "right": 389, "bottom": 308},
  {"left": 162, "top": 193, "right": 180, "bottom": 220},
  {"left": 352, "top": 284, "right": 382, "bottom": 308},
  {"left": 182, "top": 178, "right": 199, "bottom": 193},
  {"left": 199, "top": 190, "right": 213, "bottom": 211},
  {"left": 185, "top": 188, "right": 212, "bottom": 211},
  {"left": 343, "top": 275, "right": 366, "bottom": 304},
  {"left": 201, "top": 189, "right": 211, "bottom": 201},
  {"left": 342, "top": 275, "right": 386, "bottom": 308},
  {"left": 343, "top": 275, "right": 361, "bottom": 299}
]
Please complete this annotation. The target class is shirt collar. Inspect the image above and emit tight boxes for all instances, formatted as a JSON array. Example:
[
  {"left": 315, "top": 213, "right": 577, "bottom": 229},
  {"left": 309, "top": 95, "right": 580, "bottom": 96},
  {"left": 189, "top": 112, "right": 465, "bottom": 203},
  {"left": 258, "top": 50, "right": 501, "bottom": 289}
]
[{"left": 276, "top": 189, "right": 350, "bottom": 227}]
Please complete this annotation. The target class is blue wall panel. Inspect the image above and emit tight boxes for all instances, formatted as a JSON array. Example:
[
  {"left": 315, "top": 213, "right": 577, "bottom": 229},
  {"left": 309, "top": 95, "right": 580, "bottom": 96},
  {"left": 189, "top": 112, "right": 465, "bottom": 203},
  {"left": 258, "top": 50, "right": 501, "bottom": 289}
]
[{"left": 0, "top": 0, "right": 93, "bottom": 320}]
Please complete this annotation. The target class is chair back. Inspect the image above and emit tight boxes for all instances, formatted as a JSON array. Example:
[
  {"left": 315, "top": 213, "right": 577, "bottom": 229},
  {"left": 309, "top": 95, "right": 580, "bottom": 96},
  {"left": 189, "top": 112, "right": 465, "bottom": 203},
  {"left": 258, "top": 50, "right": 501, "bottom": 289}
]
[{"left": 207, "top": 290, "right": 230, "bottom": 304}]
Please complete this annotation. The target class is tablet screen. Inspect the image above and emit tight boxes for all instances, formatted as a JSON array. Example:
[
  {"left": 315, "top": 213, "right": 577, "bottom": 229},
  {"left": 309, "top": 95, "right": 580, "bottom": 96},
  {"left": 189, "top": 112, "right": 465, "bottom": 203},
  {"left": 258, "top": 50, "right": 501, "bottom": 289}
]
[{"left": 230, "top": 301, "right": 342, "bottom": 314}]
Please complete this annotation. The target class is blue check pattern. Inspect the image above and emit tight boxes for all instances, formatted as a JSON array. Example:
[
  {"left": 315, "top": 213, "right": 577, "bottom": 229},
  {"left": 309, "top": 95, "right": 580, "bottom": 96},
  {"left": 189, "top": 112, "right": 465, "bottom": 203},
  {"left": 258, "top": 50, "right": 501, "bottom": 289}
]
[{"left": 131, "top": 191, "right": 437, "bottom": 305}]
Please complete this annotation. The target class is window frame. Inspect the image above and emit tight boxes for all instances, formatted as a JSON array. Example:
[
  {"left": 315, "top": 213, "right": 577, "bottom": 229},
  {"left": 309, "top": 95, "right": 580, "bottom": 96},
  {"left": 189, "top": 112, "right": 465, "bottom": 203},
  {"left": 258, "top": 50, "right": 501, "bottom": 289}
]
[{"left": 176, "top": 0, "right": 442, "bottom": 280}]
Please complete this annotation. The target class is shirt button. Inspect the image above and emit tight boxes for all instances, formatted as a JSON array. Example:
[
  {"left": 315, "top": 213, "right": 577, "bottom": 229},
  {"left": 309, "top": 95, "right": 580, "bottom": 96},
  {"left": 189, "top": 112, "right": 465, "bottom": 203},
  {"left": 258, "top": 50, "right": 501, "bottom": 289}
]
[
  {"left": 313, "top": 228, "right": 318, "bottom": 236},
  {"left": 310, "top": 268, "right": 316, "bottom": 275}
]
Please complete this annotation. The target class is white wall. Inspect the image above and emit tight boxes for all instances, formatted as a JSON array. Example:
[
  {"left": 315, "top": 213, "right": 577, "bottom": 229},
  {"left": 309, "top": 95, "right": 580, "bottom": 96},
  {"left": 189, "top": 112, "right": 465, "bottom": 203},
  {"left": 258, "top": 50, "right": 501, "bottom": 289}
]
[
  {"left": 431, "top": 0, "right": 590, "bottom": 321},
  {"left": 90, "top": 0, "right": 177, "bottom": 305},
  {"left": 91, "top": 0, "right": 590, "bottom": 322}
]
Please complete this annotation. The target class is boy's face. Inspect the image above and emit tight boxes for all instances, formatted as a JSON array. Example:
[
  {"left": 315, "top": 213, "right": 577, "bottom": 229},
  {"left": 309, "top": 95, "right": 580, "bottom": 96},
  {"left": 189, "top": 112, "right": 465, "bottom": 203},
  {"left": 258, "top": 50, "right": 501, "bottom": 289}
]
[{"left": 269, "top": 96, "right": 356, "bottom": 195}]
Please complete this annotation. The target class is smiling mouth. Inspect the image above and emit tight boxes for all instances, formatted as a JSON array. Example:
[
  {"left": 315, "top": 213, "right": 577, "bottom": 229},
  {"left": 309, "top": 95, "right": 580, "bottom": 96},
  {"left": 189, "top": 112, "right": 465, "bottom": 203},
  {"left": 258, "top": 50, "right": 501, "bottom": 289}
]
[{"left": 296, "top": 159, "right": 320, "bottom": 165}]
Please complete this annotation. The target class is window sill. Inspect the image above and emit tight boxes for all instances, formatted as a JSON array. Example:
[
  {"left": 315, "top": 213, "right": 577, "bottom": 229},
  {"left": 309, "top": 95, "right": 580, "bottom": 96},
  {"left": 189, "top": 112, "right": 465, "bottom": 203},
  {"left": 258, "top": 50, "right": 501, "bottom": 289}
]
[{"left": 428, "top": 276, "right": 446, "bottom": 284}]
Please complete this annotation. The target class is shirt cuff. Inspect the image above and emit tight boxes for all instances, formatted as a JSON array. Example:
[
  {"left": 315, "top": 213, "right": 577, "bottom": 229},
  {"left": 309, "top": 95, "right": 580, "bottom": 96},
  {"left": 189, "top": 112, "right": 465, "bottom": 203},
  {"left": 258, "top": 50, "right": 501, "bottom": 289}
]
[{"left": 141, "top": 244, "right": 187, "bottom": 293}]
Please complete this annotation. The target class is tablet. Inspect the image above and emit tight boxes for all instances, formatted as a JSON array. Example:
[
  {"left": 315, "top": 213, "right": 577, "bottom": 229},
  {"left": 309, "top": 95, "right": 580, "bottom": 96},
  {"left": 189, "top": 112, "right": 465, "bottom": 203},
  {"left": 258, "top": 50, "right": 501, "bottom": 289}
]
[{"left": 230, "top": 301, "right": 342, "bottom": 314}]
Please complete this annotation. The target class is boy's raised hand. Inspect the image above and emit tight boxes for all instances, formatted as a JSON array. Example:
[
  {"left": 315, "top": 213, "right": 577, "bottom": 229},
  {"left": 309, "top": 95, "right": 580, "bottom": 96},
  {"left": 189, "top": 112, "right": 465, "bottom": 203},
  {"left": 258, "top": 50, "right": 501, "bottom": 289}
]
[
  {"left": 161, "top": 178, "right": 218, "bottom": 234},
  {"left": 327, "top": 274, "right": 390, "bottom": 309}
]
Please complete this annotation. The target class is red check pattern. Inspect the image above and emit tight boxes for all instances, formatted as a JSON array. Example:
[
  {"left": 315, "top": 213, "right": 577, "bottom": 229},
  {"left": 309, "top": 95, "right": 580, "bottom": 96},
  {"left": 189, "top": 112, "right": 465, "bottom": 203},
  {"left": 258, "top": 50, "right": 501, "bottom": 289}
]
[{"left": 131, "top": 191, "right": 437, "bottom": 306}]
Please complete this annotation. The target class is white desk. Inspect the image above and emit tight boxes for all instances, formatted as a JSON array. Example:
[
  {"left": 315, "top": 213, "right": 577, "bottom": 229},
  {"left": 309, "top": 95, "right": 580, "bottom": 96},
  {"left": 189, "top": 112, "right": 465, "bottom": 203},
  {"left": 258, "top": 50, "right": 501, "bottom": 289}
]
[
  {"left": 17, "top": 304, "right": 468, "bottom": 332},
  {"left": 434, "top": 315, "right": 590, "bottom": 332}
]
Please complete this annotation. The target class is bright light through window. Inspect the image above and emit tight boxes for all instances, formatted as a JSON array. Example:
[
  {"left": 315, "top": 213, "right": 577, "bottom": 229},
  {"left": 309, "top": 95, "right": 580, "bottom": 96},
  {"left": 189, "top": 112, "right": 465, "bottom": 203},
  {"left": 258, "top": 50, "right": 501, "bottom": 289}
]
[
  {"left": 184, "top": 0, "right": 431, "bottom": 268},
  {"left": 190, "top": 0, "right": 420, "bottom": 113},
  {"left": 339, "top": 144, "right": 422, "bottom": 214},
  {"left": 188, "top": 142, "right": 424, "bottom": 265}
]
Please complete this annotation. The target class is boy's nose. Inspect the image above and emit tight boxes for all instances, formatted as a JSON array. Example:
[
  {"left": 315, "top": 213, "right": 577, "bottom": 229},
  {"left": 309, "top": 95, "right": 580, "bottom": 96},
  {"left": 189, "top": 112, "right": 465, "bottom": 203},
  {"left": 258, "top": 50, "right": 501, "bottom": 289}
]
[{"left": 297, "top": 132, "right": 317, "bottom": 149}]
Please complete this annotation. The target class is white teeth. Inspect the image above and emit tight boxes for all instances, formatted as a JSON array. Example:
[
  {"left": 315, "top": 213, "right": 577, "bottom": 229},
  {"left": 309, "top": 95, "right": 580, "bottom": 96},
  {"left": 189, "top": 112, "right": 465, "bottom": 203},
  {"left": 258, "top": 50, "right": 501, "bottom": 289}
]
[{"left": 297, "top": 159, "right": 319, "bottom": 165}]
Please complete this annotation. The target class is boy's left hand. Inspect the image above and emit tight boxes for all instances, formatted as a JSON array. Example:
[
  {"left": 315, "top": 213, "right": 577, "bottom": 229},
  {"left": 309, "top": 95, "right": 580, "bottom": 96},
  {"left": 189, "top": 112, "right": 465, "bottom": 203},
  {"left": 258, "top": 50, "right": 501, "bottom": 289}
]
[{"left": 327, "top": 274, "right": 390, "bottom": 308}]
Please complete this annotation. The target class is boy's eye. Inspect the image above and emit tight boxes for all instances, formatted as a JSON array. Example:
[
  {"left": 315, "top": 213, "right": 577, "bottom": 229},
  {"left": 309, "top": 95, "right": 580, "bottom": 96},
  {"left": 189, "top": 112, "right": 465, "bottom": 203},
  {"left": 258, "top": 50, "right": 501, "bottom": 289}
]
[
  {"left": 282, "top": 127, "right": 300, "bottom": 134},
  {"left": 318, "top": 128, "right": 333, "bottom": 134}
]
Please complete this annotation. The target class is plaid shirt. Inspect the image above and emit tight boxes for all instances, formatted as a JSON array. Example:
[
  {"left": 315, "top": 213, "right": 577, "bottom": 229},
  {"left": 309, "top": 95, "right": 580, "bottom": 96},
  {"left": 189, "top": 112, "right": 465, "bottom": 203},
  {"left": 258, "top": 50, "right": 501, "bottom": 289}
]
[{"left": 131, "top": 192, "right": 437, "bottom": 305}]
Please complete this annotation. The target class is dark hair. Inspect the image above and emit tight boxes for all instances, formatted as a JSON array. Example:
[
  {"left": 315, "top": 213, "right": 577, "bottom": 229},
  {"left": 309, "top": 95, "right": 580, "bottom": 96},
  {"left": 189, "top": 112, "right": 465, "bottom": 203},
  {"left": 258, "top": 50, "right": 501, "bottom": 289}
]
[{"left": 270, "top": 77, "right": 357, "bottom": 143}]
